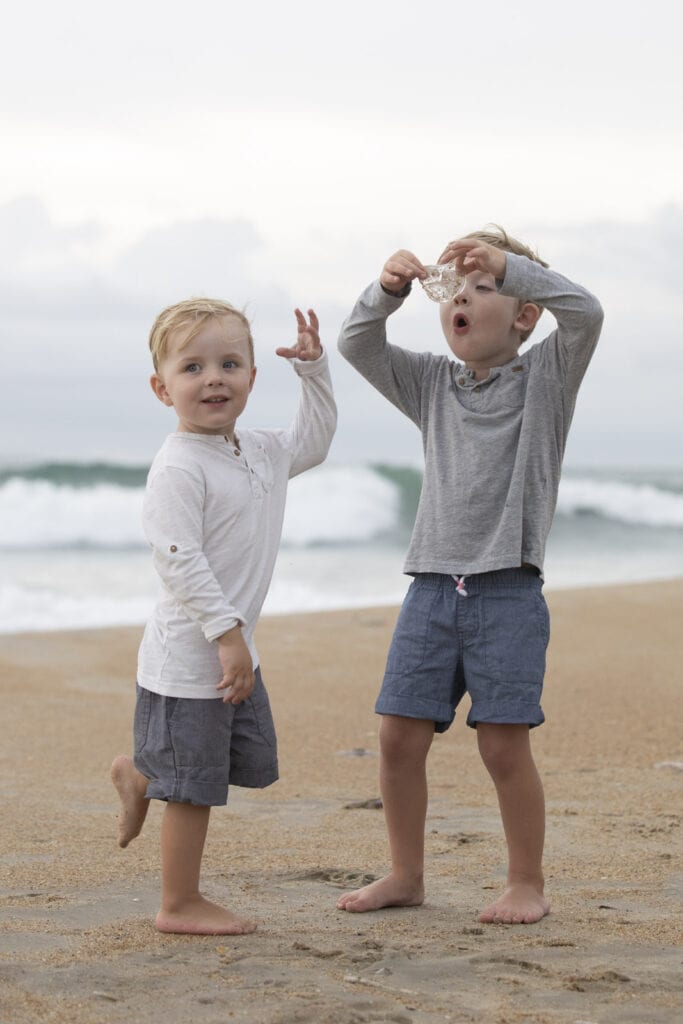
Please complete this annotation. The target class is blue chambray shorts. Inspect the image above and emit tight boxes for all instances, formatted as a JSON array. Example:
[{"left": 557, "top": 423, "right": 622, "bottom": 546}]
[
  {"left": 376, "top": 569, "right": 550, "bottom": 732},
  {"left": 133, "top": 666, "right": 278, "bottom": 806}
]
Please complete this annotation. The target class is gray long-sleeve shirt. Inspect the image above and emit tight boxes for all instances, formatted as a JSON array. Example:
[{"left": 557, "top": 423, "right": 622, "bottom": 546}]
[{"left": 338, "top": 253, "right": 604, "bottom": 576}]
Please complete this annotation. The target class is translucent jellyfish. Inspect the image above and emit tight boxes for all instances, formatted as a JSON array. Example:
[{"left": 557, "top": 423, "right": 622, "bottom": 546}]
[{"left": 420, "top": 263, "right": 466, "bottom": 303}]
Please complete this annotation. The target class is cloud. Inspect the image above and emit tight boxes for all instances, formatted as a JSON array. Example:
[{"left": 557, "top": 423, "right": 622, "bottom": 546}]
[
  {"left": 113, "top": 218, "right": 273, "bottom": 304},
  {"left": 1, "top": 198, "right": 681, "bottom": 467},
  {"left": 0, "top": 196, "right": 102, "bottom": 280},
  {"left": 0, "top": 200, "right": 345, "bottom": 461}
]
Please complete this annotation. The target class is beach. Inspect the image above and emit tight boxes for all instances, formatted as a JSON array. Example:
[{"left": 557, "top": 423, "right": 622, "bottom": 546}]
[{"left": 1, "top": 580, "right": 681, "bottom": 1024}]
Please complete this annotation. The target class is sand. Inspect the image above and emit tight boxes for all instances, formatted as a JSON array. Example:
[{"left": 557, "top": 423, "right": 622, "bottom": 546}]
[{"left": 0, "top": 579, "right": 681, "bottom": 1024}]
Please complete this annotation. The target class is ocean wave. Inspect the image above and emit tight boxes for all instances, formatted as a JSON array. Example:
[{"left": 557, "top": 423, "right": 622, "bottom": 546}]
[
  {"left": 282, "top": 464, "right": 400, "bottom": 545},
  {"left": 0, "top": 581, "right": 153, "bottom": 633},
  {"left": 557, "top": 477, "right": 683, "bottom": 528},
  {"left": 0, "top": 478, "right": 147, "bottom": 547},
  {"left": 0, "top": 464, "right": 402, "bottom": 549},
  {"left": 1, "top": 463, "right": 682, "bottom": 550},
  {"left": 0, "top": 461, "right": 148, "bottom": 488}
]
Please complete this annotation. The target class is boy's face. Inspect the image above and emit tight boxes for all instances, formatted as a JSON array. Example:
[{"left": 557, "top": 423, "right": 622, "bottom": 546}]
[
  {"left": 151, "top": 314, "right": 256, "bottom": 438},
  {"left": 438, "top": 269, "right": 537, "bottom": 374}
]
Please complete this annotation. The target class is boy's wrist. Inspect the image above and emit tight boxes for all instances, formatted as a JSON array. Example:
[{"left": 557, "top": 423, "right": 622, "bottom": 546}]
[
  {"left": 217, "top": 625, "right": 243, "bottom": 644},
  {"left": 291, "top": 346, "right": 329, "bottom": 375},
  {"left": 380, "top": 281, "right": 412, "bottom": 298}
]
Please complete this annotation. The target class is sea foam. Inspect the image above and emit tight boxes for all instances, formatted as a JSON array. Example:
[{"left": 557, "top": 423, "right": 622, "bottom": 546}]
[{"left": 1, "top": 464, "right": 682, "bottom": 551}]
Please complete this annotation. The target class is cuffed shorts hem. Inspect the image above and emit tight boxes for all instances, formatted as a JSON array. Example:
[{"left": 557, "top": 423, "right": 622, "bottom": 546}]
[
  {"left": 374, "top": 692, "right": 454, "bottom": 733},
  {"left": 142, "top": 763, "right": 280, "bottom": 806},
  {"left": 133, "top": 666, "right": 278, "bottom": 808},
  {"left": 466, "top": 698, "right": 545, "bottom": 730},
  {"left": 376, "top": 569, "right": 549, "bottom": 735},
  {"left": 229, "top": 763, "right": 279, "bottom": 789}
]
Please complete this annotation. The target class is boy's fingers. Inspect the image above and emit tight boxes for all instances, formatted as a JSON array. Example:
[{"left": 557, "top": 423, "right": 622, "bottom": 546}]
[
  {"left": 295, "top": 307, "right": 320, "bottom": 330},
  {"left": 227, "top": 674, "right": 253, "bottom": 704},
  {"left": 289, "top": 309, "right": 322, "bottom": 361},
  {"left": 394, "top": 248, "right": 424, "bottom": 268},
  {"left": 393, "top": 257, "right": 423, "bottom": 277},
  {"left": 447, "top": 239, "right": 476, "bottom": 252}
]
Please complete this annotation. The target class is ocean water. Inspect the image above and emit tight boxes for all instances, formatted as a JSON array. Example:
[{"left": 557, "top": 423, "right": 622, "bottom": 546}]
[{"left": 1, "top": 462, "right": 682, "bottom": 634}]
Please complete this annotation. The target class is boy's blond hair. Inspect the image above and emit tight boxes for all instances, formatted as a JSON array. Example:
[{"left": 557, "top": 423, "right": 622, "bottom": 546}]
[
  {"left": 465, "top": 225, "right": 548, "bottom": 342},
  {"left": 149, "top": 298, "right": 254, "bottom": 371},
  {"left": 464, "top": 224, "right": 548, "bottom": 269}
]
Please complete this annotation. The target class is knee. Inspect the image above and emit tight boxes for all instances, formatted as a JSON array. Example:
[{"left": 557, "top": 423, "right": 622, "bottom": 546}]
[
  {"left": 379, "top": 715, "right": 433, "bottom": 767},
  {"left": 477, "top": 725, "right": 529, "bottom": 780}
]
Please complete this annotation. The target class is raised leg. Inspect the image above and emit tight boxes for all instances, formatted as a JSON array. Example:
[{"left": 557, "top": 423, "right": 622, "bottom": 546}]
[{"left": 110, "top": 755, "right": 150, "bottom": 848}]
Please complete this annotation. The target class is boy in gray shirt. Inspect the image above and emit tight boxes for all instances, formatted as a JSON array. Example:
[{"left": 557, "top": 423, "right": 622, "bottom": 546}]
[{"left": 336, "top": 226, "right": 603, "bottom": 924}]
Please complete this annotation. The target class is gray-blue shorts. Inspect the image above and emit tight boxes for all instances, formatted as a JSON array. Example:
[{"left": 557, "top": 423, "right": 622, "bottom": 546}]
[
  {"left": 133, "top": 666, "right": 279, "bottom": 806},
  {"left": 376, "top": 569, "right": 550, "bottom": 732}
]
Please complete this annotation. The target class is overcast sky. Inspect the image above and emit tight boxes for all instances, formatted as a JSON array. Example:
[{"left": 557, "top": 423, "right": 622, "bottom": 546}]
[{"left": 2, "top": 0, "right": 682, "bottom": 467}]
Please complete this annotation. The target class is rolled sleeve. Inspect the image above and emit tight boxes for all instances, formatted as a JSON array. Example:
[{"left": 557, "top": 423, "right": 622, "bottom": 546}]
[{"left": 144, "top": 466, "right": 247, "bottom": 637}]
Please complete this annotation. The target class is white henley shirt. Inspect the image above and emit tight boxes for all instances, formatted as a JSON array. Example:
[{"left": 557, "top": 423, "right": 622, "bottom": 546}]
[{"left": 137, "top": 351, "right": 336, "bottom": 699}]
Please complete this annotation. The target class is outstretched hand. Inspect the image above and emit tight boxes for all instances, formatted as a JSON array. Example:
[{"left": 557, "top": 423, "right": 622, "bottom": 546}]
[
  {"left": 438, "top": 239, "right": 507, "bottom": 281},
  {"left": 276, "top": 308, "right": 323, "bottom": 361}
]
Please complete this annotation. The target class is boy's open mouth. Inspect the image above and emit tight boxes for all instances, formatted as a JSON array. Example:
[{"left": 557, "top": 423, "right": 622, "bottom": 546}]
[
  {"left": 202, "top": 396, "right": 228, "bottom": 404},
  {"left": 453, "top": 315, "right": 470, "bottom": 335}
]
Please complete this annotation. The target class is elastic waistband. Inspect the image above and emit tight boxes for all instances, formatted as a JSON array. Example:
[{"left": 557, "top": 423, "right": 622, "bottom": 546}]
[{"left": 414, "top": 567, "right": 540, "bottom": 590}]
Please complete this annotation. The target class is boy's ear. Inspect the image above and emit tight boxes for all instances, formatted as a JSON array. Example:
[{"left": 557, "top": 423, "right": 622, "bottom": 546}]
[
  {"left": 150, "top": 373, "right": 174, "bottom": 407},
  {"left": 514, "top": 301, "right": 542, "bottom": 334},
  {"left": 248, "top": 366, "right": 257, "bottom": 392}
]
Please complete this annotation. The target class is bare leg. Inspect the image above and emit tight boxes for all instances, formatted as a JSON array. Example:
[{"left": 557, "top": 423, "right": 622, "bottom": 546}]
[
  {"left": 110, "top": 755, "right": 150, "bottom": 848},
  {"left": 476, "top": 723, "right": 550, "bottom": 924},
  {"left": 337, "top": 715, "right": 434, "bottom": 913},
  {"left": 155, "top": 801, "right": 256, "bottom": 935}
]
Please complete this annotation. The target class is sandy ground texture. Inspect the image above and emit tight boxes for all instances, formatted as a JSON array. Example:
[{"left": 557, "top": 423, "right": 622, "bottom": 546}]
[{"left": 0, "top": 579, "right": 682, "bottom": 1024}]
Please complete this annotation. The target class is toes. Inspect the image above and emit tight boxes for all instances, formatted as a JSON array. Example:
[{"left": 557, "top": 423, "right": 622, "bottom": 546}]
[{"left": 336, "top": 891, "right": 360, "bottom": 911}]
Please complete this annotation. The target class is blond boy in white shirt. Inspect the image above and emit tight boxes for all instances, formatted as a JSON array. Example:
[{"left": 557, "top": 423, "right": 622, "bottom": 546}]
[{"left": 111, "top": 298, "right": 336, "bottom": 935}]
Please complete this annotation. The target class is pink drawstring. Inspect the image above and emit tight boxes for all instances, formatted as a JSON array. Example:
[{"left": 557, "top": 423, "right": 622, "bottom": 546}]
[{"left": 453, "top": 574, "right": 468, "bottom": 597}]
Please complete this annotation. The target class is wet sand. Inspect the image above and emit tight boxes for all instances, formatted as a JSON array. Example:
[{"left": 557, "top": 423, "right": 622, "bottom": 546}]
[{"left": 1, "top": 580, "right": 682, "bottom": 1023}]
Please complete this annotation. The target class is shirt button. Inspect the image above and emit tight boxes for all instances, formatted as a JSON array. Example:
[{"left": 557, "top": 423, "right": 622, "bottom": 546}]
[
  {"left": 169, "top": 545, "right": 177, "bottom": 553},
  {"left": 458, "top": 376, "right": 466, "bottom": 385},
  {"left": 474, "top": 386, "right": 481, "bottom": 393},
  {"left": 233, "top": 448, "right": 240, "bottom": 457}
]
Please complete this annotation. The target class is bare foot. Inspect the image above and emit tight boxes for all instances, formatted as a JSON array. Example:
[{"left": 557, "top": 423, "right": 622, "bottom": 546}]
[
  {"left": 479, "top": 883, "right": 550, "bottom": 924},
  {"left": 156, "top": 894, "right": 257, "bottom": 935},
  {"left": 336, "top": 874, "right": 424, "bottom": 913},
  {"left": 110, "top": 755, "right": 149, "bottom": 848}
]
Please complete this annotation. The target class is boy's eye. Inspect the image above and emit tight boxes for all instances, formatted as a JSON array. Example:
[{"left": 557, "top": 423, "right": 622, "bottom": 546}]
[
  {"left": 184, "top": 363, "right": 201, "bottom": 372},
  {"left": 476, "top": 285, "right": 493, "bottom": 292},
  {"left": 223, "top": 360, "right": 237, "bottom": 369}
]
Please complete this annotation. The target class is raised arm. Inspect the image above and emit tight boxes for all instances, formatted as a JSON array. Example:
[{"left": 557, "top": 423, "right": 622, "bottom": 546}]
[
  {"left": 438, "top": 239, "right": 604, "bottom": 392},
  {"left": 499, "top": 252, "right": 604, "bottom": 392},
  {"left": 338, "top": 252, "right": 435, "bottom": 427},
  {"left": 277, "top": 308, "right": 337, "bottom": 478}
]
